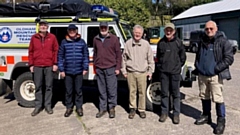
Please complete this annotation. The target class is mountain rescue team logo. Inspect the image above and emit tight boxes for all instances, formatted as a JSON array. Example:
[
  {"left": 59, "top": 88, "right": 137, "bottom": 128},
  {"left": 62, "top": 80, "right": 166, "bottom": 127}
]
[{"left": 0, "top": 27, "right": 12, "bottom": 43}]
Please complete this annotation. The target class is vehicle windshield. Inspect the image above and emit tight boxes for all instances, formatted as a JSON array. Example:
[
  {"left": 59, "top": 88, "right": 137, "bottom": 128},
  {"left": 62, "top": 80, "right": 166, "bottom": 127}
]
[
  {"left": 149, "top": 28, "right": 160, "bottom": 39},
  {"left": 119, "top": 22, "right": 132, "bottom": 41}
]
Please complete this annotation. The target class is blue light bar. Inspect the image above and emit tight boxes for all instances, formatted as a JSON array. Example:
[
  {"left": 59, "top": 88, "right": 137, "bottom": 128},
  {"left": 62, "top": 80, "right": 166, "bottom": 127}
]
[{"left": 91, "top": 5, "right": 119, "bottom": 18}]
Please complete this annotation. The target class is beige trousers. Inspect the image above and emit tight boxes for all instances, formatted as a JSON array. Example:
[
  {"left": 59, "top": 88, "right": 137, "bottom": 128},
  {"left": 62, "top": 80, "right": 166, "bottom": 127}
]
[
  {"left": 127, "top": 72, "right": 147, "bottom": 112},
  {"left": 198, "top": 74, "right": 224, "bottom": 103}
]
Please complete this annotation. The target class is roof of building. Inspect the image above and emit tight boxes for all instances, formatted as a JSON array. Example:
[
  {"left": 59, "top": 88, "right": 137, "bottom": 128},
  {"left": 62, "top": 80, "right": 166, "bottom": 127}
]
[{"left": 172, "top": 0, "right": 240, "bottom": 20}]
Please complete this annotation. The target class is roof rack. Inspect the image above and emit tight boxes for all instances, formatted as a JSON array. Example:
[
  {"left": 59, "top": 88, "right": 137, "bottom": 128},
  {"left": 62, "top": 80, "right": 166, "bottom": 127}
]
[{"left": 0, "top": 2, "right": 120, "bottom": 23}]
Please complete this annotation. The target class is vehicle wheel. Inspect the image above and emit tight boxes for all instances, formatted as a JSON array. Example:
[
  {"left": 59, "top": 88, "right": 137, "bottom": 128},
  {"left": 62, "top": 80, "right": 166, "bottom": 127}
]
[
  {"left": 0, "top": 79, "right": 7, "bottom": 96},
  {"left": 146, "top": 82, "right": 161, "bottom": 111},
  {"left": 14, "top": 72, "right": 35, "bottom": 107},
  {"left": 191, "top": 45, "right": 198, "bottom": 53},
  {"left": 0, "top": 79, "right": 12, "bottom": 96},
  {"left": 233, "top": 46, "right": 238, "bottom": 54}
]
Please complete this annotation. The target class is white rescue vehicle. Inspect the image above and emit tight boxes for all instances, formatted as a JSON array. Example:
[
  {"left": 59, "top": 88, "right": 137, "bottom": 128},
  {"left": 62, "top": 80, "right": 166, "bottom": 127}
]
[{"left": 0, "top": 1, "right": 195, "bottom": 110}]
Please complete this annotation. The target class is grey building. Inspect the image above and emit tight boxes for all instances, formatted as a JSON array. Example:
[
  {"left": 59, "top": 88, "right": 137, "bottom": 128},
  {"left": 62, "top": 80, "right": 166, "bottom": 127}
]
[{"left": 171, "top": 0, "right": 240, "bottom": 47}]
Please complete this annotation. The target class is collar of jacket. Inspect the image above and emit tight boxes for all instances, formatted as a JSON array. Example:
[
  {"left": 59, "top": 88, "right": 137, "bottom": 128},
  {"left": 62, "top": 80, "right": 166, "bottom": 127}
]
[
  {"left": 96, "top": 33, "right": 111, "bottom": 40},
  {"left": 65, "top": 34, "right": 81, "bottom": 41},
  {"left": 163, "top": 35, "right": 177, "bottom": 42},
  {"left": 132, "top": 38, "right": 142, "bottom": 46},
  {"left": 34, "top": 32, "right": 50, "bottom": 39}
]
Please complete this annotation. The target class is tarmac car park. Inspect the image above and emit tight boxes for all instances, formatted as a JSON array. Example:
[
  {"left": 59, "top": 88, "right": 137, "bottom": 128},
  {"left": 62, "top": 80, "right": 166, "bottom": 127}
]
[{"left": 0, "top": 1, "right": 195, "bottom": 111}]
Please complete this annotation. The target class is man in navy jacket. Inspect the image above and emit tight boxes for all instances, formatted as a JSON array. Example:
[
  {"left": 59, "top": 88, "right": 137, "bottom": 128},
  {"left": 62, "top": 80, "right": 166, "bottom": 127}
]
[
  {"left": 58, "top": 24, "right": 89, "bottom": 117},
  {"left": 193, "top": 21, "right": 233, "bottom": 134}
]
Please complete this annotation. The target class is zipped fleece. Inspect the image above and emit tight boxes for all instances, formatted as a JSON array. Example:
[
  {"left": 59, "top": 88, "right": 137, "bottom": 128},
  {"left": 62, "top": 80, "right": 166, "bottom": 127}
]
[
  {"left": 28, "top": 33, "right": 59, "bottom": 67},
  {"left": 156, "top": 36, "right": 186, "bottom": 74},
  {"left": 93, "top": 33, "right": 122, "bottom": 70}
]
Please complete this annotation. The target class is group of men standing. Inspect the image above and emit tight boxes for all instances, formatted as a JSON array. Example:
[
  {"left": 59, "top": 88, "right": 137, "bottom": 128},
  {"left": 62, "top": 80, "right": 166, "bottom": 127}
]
[{"left": 28, "top": 19, "right": 233, "bottom": 134}]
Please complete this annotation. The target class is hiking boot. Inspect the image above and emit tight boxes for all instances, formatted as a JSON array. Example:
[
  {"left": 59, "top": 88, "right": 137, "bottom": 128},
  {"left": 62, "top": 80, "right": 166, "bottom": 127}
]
[
  {"left": 159, "top": 114, "right": 168, "bottom": 122},
  {"left": 128, "top": 108, "right": 136, "bottom": 119},
  {"left": 109, "top": 108, "right": 115, "bottom": 118},
  {"left": 213, "top": 117, "right": 225, "bottom": 134},
  {"left": 173, "top": 115, "right": 180, "bottom": 124},
  {"left": 194, "top": 114, "right": 212, "bottom": 125}
]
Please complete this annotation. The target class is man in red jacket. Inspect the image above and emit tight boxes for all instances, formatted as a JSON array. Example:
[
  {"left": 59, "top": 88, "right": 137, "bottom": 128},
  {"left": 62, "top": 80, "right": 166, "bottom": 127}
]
[{"left": 28, "top": 20, "right": 59, "bottom": 116}]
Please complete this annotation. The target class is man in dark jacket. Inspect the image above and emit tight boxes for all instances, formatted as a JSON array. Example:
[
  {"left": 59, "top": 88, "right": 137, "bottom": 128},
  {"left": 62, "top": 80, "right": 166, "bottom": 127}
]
[
  {"left": 193, "top": 21, "right": 234, "bottom": 134},
  {"left": 93, "top": 22, "right": 122, "bottom": 118},
  {"left": 28, "top": 20, "right": 59, "bottom": 116},
  {"left": 58, "top": 24, "right": 89, "bottom": 117},
  {"left": 157, "top": 23, "right": 186, "bottom": 124}
]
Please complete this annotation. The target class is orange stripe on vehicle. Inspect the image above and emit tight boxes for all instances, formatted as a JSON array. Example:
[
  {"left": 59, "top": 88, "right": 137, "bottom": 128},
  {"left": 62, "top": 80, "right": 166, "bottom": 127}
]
[
  {"left": 89, "top": 63, "right": 96, "bottom": 74},
  {"left": 6, "top": 56, "right": 14, "bottom": 64},
  {"left": 0, "top": 66, "right": 7, "bottom": 72},
  {"left": 21, "top": 56, "right": 29, "bottom": 62}
]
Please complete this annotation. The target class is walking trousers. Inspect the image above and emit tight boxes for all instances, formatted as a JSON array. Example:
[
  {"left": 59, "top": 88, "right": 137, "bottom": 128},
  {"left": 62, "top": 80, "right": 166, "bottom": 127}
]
[
  {"left": 160, "top": 72, "right": 181, "bottom": 116},
  {"left": 65, "top": 74, "right": 83, "bottom": 110},
  {"left": 33, "top": 66, "right": 53, "bottom": 109},
  {"left": 96, "top": 67, "right": 117, "bottom": 111}
]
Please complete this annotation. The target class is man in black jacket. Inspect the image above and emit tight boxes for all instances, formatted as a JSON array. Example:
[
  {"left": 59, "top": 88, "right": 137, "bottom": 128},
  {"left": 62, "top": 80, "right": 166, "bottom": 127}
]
[
  {"left": 193, "top": 21, "right": 234, "bottom": 134},
  {"left": 157, "top": 23, "right": 186, "bottom": 124}
]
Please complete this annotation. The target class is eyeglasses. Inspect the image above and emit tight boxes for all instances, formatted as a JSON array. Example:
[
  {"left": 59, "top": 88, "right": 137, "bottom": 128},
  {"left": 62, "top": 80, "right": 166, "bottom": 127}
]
[{"left": 205, "top": 27, "right": 214, "bottom": 31}]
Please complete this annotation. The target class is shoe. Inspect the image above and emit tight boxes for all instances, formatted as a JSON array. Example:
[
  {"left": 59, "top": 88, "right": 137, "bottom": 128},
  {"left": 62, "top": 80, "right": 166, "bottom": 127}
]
[
  {"left": 139, "top": 112, "right": 146, "bottom": 119},
  {"left": 76, "top": 108, "right": 83, "bottom": 117},
  {"left": 96, "top": 111, "right": 107, "bottom": 118},
  {"left": 159, "top": 114, "right": 168, "bottom": 122},
  {"left": 64, "top": 108, "right": 73, "bottom": 117},
  {"left": 173, "top": 115, "right": 180, "bottom": 124},
  {"left": 194, "top": 114, "right": 212, "bottom": 125},
  {"left": 213, "top": 117, "right": 225, "bottom": 134},
  {"left": 128, "top": 108, "right": 136, "bottom": 119},
  {"left": 45, "top": 106, "right": 53, "bottom": 114},
  {"left": 31, "top": 108, "right": 42, "bottom": 116},
  {"left": 109, "top": 108, "right": 115, "bottom": 118}
]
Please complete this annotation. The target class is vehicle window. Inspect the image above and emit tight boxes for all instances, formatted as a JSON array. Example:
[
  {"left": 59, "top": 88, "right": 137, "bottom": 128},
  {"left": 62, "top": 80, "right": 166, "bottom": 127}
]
[
  {"left": 50, "top": 27, "right": 68, "bottom": 45},
  {"left": 87, "top": 26, "right": 116, "bottom": 47},
  {"left": 120, "top": 23, "right": 132, "bottom": 41},
  {"left": 149, "top": 28, "right": 160, "bottom": 38}
]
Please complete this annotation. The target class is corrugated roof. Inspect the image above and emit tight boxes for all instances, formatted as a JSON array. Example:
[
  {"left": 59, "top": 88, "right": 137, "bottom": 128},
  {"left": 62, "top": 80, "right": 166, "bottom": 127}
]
[{"left": 172, "top": 0, "right": 240, "bottom": 20}]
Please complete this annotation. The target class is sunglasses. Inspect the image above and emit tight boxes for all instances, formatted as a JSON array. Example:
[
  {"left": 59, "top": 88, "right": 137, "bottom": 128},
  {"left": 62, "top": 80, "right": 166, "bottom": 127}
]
[{"left": 205, "top": 27, "right": 214, "bottom": 31}]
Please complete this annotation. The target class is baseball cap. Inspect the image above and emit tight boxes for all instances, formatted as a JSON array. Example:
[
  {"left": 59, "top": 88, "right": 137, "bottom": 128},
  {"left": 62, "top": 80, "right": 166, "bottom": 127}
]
[
  {"left": 99, "top": 22, "right": 108, "bottom": 27},
  {"left": 39, "top": 20, "right": 48, "bottom": 25},
  {"left": 164, "top": 23, "right": 175, "bottom": 30},
  {"left": 67, "top": 24, "right": 77, "bottom": 30}
]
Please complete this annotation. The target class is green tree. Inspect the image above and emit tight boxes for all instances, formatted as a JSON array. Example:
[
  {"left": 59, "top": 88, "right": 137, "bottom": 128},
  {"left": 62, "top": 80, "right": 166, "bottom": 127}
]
[{"left": 85, "top": 0, "right": 151, "bottom": 27}]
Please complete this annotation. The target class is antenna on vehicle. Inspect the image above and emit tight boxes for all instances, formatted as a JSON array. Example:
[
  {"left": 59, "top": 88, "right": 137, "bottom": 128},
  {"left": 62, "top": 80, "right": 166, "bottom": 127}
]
[{"left": 13, "top": 0, "right": 15, "bottom": 13}]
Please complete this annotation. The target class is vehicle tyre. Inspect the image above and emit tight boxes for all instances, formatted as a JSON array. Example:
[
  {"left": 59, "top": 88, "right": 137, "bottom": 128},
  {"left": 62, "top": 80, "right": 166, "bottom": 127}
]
[
  {"left": 146, "top": 82, "right": 161, "bottom": 111},
  {"left": 0, "top": 79, "right": 7, "bottom": 96},
  {"left": 0, "top": 79, "right": 12, "bottom": 96},
  {"left": 14, "top": 72, "right": 35, "bottom": 107},
  {"left": 233, "top": 46, "right": 238, "bottom": 54},
  {"left": 191, "top": 45, "right": 198, "bottom": 53}
]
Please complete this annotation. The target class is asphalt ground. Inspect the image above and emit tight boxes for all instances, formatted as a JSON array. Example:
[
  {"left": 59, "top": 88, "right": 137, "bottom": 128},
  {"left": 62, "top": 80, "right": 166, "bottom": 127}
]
[{"left": 0, "top": 52, "right": 240, "bottom": 135}]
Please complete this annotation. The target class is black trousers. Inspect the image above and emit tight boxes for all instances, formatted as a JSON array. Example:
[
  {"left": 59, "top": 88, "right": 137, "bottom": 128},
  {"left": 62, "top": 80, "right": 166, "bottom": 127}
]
[
  {"left": 33, "top": 66, "right": 53, "bottom": 109},
  {"left": 64, "top": 74, "right": 83, "bottom": 110},
  {"left": 160, "top": 72, "right": 181, "bottom": 116},
  {"left": 96, "top": 67, "right": 117, "bottom": 111}
]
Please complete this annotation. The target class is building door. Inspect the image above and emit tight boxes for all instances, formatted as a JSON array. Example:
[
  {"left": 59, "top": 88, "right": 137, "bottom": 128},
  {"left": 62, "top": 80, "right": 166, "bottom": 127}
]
[{"left": 217, "top": 17, "right": 239, "bottom": 47}]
